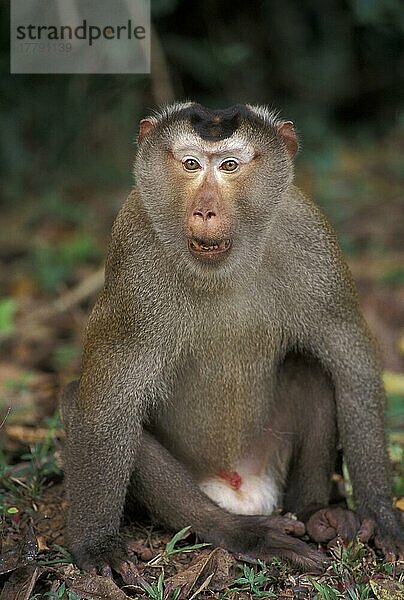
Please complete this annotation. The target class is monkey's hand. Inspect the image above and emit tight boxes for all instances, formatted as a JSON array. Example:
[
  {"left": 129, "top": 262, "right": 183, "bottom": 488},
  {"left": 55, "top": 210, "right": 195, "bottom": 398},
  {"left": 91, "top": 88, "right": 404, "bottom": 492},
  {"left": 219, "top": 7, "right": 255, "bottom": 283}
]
[
  {"left": 306, "top": 506, "right": 404, "bottom": 561},
  {"left": 71, "top": 535, "right": 140, "bottom": 584},
  {"left": 306, "top": 507, "right": 361, "bottom": 548},
  {"left": 222, "top": 515, "right": 329, "bottom": 573},
  {"left": 366, "top": 508, "right": 404, "bottom": 562}
]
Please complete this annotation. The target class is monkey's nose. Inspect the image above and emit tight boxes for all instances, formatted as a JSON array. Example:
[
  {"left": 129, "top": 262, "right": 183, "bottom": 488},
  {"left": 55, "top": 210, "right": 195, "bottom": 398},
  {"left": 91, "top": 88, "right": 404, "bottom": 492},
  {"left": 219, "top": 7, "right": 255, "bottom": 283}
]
[{"left": 192, "top": 208, "right": 216, "bottom": 222}]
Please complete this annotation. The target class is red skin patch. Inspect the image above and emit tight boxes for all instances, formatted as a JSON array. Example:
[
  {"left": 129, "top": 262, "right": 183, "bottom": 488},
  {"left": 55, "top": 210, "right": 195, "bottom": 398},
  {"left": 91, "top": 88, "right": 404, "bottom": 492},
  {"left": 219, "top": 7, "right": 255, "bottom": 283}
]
[{"left": 217, "top": 470, "right": 242, "bottom": 490}]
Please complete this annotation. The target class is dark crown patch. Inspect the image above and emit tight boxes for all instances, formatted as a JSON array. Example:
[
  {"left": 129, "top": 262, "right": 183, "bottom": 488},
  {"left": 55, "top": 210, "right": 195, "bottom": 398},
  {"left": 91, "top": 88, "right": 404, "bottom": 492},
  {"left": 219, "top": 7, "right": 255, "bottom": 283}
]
[{"left": 177, "top": 104, "right": 255, "bottom": 141}]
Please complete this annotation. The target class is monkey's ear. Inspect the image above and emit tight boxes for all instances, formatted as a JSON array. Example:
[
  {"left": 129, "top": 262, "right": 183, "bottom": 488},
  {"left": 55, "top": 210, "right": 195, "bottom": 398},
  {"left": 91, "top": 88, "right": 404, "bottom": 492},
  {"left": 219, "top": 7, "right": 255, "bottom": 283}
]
[
  {"left": 138, "top": 118, "right": 157, "bottom": 143},
  {"left": 277, "top": 121, "right": 298, "bottom": 158}
]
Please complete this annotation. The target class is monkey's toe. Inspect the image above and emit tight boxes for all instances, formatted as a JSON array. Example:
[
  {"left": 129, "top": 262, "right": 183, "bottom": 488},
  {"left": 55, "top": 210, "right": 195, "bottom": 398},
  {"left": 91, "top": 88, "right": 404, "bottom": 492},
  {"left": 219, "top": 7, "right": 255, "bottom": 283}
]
[
  {"left": 368, "top": 510, "right": 404, "bottom": 561},
  {"left": 116, "top": 560, "right": 141, "bottom": 585},
  {"left": 264, "top": 534, "right": 330, "bottom": 573}
]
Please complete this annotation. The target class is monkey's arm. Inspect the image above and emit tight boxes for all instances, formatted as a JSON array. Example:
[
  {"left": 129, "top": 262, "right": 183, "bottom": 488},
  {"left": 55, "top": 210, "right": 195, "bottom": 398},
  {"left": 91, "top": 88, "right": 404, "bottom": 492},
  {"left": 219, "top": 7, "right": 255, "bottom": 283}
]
[
  {"left": 60, "top": 349, "right": 151, "bottom": 572},
  {"left": 309, "top": 313, "right": 403, "bottom": 555}
]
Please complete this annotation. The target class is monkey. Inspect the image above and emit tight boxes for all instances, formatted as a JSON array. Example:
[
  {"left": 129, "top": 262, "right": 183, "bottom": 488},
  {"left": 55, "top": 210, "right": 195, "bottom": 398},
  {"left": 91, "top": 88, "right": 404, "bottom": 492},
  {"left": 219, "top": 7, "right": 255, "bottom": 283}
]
[{"left": 60, "top": 102, "right": 403, "bottom": 578}]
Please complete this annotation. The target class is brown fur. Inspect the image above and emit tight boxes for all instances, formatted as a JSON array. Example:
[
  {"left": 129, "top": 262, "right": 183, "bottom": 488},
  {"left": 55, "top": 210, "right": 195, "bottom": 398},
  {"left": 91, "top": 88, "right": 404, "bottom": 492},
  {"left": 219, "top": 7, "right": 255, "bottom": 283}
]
[{"left": 61, "top": 102, "right": 403, "bottom": 574}]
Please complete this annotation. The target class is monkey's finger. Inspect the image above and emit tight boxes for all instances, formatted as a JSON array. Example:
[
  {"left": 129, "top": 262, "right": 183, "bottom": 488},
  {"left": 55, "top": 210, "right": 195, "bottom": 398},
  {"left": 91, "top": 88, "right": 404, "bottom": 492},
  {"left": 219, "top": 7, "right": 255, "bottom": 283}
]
[
  {"left": 126, "top": 540, "right": 154, "bottom": 561},
  {"left": 269, "top": 516, "right": 306, "bottom": 537},
  {"left": 325, "top": 508, "right": 359, "bottom": 542},
  {"left": 100, "top": 564, "right": 113, "bottom": 578},
  {"left": 327, "top": 535, "right": 344, "bottom": 551},
  {"left": 357, "top": 518, "right": 375, "bottom": 543},
  {"left": 306, "top": 510, "right": 336, "bottom": 543},
  {"left": 117, "top": 560, "right": 140, "bottom": 585}
]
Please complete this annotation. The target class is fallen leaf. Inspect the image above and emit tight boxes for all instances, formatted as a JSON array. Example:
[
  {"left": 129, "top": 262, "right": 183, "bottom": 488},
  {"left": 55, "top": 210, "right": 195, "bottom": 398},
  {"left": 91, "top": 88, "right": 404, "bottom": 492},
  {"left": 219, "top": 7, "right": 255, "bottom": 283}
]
[
  {"left": 0, "top": 526, "right": 38, "bottom": 575},
  {"left": 0, "top": 565, "right": 40, "bottom": 600},
  {"left": 370, "top": 578, "right": 404, "bottom": 600},
  {"left": 164, "top": 547, "right": 237, "bottom": 599},
  {"left": 36, "top": 536, "right": 48, "bottom": 552},
  {"left": 68, "top": 573, "right": 131, "bottom": 599},
  {"left": 383, "top": 371, "right": 404, "bottom": 395},
  {"left": 4, "top": 424, "right": 64, "bottom": 444}
]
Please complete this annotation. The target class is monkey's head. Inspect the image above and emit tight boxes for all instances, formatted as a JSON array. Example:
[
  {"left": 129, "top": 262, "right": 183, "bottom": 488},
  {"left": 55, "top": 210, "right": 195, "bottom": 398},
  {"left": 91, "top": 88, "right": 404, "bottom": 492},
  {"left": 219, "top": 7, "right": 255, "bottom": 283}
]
[{"left": 134, "top": 102, "right": 298, "bottom": 284}]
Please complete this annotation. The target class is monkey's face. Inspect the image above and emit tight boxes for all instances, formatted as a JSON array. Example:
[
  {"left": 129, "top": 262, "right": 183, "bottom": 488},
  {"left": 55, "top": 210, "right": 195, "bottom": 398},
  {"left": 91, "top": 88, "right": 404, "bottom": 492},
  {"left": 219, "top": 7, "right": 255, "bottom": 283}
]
[{"left": 134, "top": 103, "right": 297, "bottom": 282}]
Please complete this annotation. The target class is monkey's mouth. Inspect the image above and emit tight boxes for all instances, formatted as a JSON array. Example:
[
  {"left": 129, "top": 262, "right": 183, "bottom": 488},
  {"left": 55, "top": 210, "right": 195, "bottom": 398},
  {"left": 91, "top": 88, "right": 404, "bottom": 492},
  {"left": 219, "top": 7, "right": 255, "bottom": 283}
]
[{"left": 188, "top": 237, "right": 232, "bottom": 260}]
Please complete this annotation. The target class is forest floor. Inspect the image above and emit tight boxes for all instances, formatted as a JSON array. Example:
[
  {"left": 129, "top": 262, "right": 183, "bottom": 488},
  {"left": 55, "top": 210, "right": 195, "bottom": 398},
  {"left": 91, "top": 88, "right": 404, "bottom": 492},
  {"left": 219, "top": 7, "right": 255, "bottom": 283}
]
[{"left": 1, "top": 135, "right": 404, "bottom": 598}]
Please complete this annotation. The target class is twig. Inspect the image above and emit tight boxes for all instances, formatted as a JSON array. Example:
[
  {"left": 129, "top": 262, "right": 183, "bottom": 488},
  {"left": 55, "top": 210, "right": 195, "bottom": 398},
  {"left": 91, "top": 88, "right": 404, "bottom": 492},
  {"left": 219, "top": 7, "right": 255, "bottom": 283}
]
[{"left": 0, "top": 267, "right": 104, "bottom": 344}]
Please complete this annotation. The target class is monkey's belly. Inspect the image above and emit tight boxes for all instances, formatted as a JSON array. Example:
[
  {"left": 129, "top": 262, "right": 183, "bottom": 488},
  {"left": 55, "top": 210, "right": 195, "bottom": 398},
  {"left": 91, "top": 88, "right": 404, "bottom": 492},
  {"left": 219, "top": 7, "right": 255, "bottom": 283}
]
[
  {"left": 156, "top": 388, "right": 282, "bottom": 516},
  {"left": 155, "top": 336, "right": 281, "bottom": 514}
]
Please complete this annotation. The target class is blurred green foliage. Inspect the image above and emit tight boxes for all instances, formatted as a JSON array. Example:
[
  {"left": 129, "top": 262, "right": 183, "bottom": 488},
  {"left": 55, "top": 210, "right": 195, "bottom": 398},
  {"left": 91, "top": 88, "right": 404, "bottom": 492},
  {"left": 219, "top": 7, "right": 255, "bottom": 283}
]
[
  {"left": 0, "top": 298, "right": 17, "bottom": 334},
  {"left": 32, "top": 233, "right": 101, "bottom": 293}
]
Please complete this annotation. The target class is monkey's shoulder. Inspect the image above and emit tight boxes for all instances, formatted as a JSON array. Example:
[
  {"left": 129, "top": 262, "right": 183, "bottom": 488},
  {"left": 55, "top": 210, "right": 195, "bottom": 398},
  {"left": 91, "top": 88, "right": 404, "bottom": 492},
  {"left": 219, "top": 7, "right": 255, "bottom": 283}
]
[{"left": 270, "top": 187, "right": 358, "bottom": 308}]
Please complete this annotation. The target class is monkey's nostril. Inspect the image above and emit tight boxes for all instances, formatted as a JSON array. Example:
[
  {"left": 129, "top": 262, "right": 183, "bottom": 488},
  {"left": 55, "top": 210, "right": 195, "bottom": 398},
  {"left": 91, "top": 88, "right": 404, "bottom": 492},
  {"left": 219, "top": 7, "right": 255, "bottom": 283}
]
[{"left": 192, "top": 209, "right": 217, "bottom": 221}]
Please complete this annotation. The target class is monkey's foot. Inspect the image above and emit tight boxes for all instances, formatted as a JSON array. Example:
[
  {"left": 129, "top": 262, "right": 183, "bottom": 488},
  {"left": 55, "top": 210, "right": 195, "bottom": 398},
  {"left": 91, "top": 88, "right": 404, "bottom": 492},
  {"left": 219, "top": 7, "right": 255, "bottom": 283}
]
[
  {"left": 367, "top": 512, "right": 404, "bottom": 562},
  {"left": 307, "top": 507, "right": 404, "bottom": 561},
  {"left": 374, "top": 533, "right": 404, "bottom": 562},
  {"left": 72, "top": 535, "right": 141, "bottom": 584}
]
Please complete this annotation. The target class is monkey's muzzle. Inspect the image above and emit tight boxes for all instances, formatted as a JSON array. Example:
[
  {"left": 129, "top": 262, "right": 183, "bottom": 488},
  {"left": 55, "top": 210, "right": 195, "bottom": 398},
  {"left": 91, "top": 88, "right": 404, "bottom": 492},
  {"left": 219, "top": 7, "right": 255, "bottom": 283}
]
[{"left": 188, "top": 237, "right": 232, "bottom": 261}]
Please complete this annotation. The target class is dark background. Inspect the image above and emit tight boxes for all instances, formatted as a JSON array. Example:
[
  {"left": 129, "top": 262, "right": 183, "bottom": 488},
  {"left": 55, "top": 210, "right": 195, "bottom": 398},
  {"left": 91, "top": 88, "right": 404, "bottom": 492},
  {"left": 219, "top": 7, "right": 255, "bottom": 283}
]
[{"left": 1, "top": 0, "right": 403, "bottom": 201}]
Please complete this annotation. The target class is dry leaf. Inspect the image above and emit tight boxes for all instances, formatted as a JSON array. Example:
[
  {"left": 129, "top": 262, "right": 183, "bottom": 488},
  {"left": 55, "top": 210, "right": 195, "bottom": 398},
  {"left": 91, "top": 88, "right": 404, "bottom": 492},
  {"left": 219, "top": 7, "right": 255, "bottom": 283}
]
[
  {"left": 5, "top": 424, "right": 64, "bottom": 444},
  {"left": 0, "top": 526, "right": 38, "bottom": 576},
  {"left": 0, "top": 565, "right": 40, "bottom": 600},
  {"left": 370, "top": 578, "right": 404, "bottom": 600},
  {"left": 164, "top": 547, "right": 237, "bottom": 599},
  {"left": 68, "top": 573, "right": 131, "bottom": 599}
]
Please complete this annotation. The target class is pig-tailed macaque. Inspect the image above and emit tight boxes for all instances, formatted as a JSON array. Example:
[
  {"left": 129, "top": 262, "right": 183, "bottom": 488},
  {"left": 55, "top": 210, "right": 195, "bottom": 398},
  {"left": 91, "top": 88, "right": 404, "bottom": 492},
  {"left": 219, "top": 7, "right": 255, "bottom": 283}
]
[{"left": 61, "top": 102, "right": 403, "bottom": 577}]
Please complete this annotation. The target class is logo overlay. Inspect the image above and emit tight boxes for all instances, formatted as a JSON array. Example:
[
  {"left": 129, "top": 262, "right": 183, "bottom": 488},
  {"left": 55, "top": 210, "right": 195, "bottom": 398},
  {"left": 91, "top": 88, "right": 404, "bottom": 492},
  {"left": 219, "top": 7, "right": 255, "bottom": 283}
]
[{"left": 11, "top": 0, "right": 150, "bottom": 74}]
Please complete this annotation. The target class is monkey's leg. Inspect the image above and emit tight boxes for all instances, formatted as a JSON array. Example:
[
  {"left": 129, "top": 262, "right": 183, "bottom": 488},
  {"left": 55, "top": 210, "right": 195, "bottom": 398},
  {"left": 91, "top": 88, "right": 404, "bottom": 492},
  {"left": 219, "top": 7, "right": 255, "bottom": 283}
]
[
  {"left": 278, "top": 354, "right": 337, "bottom": 518},
  {"left": 313, "top": 319, "right": 404, "bottom": 558},
  {"left": 278, "top": 354, "right": 365, "bottom": 546},
  {"left": 127, "top": 429, "right": 328, "bottom": 572}
]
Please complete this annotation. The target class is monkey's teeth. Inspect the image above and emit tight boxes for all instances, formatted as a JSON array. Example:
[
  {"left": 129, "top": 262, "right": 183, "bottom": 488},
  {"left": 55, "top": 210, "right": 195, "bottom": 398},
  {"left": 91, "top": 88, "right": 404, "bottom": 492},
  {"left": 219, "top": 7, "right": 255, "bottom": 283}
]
[{"left": 189, "top": 239, "right": 231, "bottom": 252}]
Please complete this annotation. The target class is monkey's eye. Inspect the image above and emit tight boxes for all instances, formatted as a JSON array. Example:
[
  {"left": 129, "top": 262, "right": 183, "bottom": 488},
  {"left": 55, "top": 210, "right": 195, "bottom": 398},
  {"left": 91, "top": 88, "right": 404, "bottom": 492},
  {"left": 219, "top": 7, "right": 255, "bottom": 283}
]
[
  {"left": 219, "top": 158, "right": 239, "bottom": 172},
  {"left": 182, "top": 156, "right": 202, "bottom": 172}
]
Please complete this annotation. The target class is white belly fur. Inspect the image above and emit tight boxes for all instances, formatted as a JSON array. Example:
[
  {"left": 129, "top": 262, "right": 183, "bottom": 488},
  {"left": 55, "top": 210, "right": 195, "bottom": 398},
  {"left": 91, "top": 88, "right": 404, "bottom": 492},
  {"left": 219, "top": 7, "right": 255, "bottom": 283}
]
[{"left": 199, "top": 469, "right": 280, "bottom": 515}]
